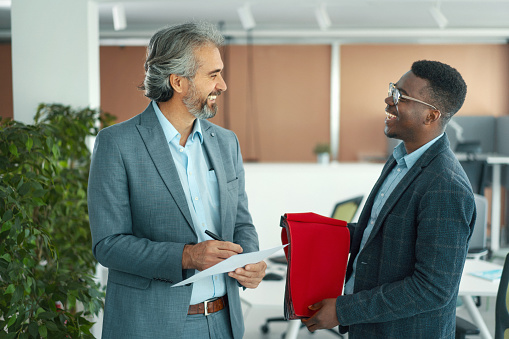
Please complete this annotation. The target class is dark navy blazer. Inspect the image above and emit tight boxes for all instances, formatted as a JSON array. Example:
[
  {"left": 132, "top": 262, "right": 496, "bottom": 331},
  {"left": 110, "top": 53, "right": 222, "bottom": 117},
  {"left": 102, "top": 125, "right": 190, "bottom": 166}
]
[{"left": 337, "top": 134, "right": 476, "bottom": 339}]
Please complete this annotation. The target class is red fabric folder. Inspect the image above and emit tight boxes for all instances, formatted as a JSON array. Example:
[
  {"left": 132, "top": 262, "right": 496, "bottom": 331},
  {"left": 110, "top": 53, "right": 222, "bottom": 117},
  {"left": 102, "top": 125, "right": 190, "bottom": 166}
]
[{"left": 280, "top": 212, "right": 350, "bottom": 319}]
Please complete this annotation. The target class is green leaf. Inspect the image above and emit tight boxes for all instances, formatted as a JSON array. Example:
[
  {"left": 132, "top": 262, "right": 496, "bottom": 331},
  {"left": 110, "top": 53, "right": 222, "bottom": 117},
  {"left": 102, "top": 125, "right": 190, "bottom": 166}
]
[
  {"left": 2, "top": 210, "right": 13, "bottom": 222},
  {"left": 0, "top": 253, "right": 11, "bottom": 262},
  {"left": 38, "top": 311, "right": 56, "bottom": 320},
  {"left": 38, "top": 324, "right": 47, "bottom": 338},
  {"left": 36, "top": 307, "right": 45, "bottom": 317},
  {"left": 28, "top": 322, "right": 39, "bottom": 337},
  {"left": 18, "top": 182, "right": 31, "bottom": 196},
  {"left": 45, "top": 320, "right": 59, "bottom": 331},
  {"left": 26, "top": 137, "right": 33, "bottom": 152},
  {"left": 1, "top": 221, "right": 12, "bottom": 232},
  {"left": 5, "top": 284, "right": 15, "bottom": 294},
  {"left": 51, "top": 144, "right": 59, "bottom": 158},
  {"left": 8, "top": 143, "right": 18, "bottom": 157},
  {"left": 6, "top": 315, "right": 16, "bottom": 327}
]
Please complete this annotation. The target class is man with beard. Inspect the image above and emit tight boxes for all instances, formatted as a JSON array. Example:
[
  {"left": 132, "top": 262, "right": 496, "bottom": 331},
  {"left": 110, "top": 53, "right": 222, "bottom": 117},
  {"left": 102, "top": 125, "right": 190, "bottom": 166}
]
[
  {"left": 302, "top": 60, "right": 475, "bottom": 338},
  {"left": 88, "top": 22, "right": 266, "bottom": 339}
]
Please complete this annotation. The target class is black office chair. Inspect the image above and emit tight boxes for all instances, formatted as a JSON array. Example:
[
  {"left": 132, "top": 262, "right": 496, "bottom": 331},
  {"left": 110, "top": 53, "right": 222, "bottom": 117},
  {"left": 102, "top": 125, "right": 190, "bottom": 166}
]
[
  {"left": 466, "top": 194, "right": 489, "bottom": 260},
  {"left": 456, "top": 253, "right": 509, "bottom": 338},
  {"left": 260, "top": 196, "right": 363, "bottom": 338},
  {"left": 459, "top": 159, "right": 488, "bottom": 196},
  {"left": 495, "top": 253, "right": 509, "bottom": 339}
]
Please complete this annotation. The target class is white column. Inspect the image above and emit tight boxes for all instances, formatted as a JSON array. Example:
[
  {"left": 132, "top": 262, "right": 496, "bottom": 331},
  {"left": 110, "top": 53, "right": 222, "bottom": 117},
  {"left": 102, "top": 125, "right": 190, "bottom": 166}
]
[
  {"left": 330, "top": 42, "right": 340, "bottom": 162},
  {"left": 11, "top": 0, "right": 99, "bottom": 124}
]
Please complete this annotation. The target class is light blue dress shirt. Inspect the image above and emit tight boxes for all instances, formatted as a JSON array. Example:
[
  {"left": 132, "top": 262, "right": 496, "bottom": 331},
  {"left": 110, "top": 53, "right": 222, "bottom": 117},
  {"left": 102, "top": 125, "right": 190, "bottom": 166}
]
[
  {"left": 153, "top": 101, "right": 226, "bottom": 304},
  {"left": 343, "top": 133, "right": 444, "bottom": 295}
]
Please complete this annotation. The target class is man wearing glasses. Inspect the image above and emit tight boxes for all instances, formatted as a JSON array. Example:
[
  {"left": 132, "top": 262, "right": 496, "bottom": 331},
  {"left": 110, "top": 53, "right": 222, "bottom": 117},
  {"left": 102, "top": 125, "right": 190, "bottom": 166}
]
[{"left": 303, "top": 60, "right": 475, "bottom": 338}]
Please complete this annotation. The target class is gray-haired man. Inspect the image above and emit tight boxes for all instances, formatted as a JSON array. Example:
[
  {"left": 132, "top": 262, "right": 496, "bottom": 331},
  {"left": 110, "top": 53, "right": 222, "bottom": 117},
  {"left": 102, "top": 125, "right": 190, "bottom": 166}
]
[{"left": 88, "top": 22, "right": 266, "bottom": 339}]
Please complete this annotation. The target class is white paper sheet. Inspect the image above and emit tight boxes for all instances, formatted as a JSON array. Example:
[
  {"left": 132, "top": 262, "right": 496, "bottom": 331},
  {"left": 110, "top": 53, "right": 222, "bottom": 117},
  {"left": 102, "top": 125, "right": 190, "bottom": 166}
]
[{"left": 172, "top": 244, "right": 287, "bottom": 287}]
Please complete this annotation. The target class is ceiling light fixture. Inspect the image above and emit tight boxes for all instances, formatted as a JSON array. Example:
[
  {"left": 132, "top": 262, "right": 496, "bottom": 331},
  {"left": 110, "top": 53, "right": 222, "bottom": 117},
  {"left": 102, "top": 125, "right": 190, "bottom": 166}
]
[
  {"left": 237, "top": 3, "right": 256, "bottom": 31},
  {"left": 315, "top": 3, "right": 331, "bottom": 31},
  {"left": 112, "top": 4, "right": 127, "bottom": 31},
  {"left": 429, "top": 1, "right": 448, "bottom": 29}
]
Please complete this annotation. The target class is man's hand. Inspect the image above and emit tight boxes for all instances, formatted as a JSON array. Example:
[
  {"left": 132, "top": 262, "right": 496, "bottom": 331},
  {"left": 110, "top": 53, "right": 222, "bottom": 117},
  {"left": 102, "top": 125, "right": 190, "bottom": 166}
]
[
  {"left": 228, "top": 260, "right": 267, "bottom": 288},
  {"left": 182, "top": 240, "right": 243, "bottom": 271},
  {"left": 301, "top": 298, "right": 340, "bottom": 333}
]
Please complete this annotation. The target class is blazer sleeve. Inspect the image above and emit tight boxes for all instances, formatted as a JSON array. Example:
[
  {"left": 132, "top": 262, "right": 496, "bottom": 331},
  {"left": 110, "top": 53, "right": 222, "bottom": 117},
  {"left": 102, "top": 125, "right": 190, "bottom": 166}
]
[
  {"left": 336, "top": 170, "right": 475, "bottom": 325},
  {"left": 88, "top": 128, "right": 187, "bottom": 284}
]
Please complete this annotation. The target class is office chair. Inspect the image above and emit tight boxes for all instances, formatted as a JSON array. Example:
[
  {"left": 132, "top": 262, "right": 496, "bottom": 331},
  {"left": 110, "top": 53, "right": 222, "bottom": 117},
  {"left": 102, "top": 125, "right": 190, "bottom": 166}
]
[
  {"left": 495, "top": 253, "right": 509, "bottom": 339},
  {"left": 456, "top": 253, "right": 509, "bottom": 339},
  {"left": 466, "top": 194, "right": 489, "bottom": 260},
  {"left": 455, "top": 194, "right": 490, "bottom": 337},
  {"left": 260, "top": 196, "right": 363, "bottom": 338},
  {"left": 331, "top": 195, "right": 364, "bottom": 222}
]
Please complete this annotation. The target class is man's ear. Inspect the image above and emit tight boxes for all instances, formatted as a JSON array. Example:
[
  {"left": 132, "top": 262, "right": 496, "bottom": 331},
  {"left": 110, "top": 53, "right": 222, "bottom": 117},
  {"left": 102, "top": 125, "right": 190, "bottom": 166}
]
[
  {"left": 425, "top": 110, "right": 442, "bottom": 125},
  {"left": 169, "top": 74, "right": 185, "bottom": 94}
]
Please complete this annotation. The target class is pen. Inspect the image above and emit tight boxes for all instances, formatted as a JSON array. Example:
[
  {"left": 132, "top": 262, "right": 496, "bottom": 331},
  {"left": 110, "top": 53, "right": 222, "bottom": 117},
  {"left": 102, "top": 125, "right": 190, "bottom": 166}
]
[{"left": 205, "top": 230, "right": 225, "bottom": 242}]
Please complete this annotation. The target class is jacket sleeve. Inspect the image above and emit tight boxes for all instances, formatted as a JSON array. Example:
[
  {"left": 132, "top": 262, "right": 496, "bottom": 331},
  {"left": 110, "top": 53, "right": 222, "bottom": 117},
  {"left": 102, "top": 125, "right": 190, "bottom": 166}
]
[{"left": 88, "top": 129, "right": 187, "bottom": 284}]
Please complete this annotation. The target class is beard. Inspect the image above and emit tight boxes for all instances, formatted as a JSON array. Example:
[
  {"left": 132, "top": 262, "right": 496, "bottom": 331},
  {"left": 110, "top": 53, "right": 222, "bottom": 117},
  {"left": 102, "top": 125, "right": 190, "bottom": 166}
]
[{"left": 183, "top": 81, "right": 220, "bottom": 120}]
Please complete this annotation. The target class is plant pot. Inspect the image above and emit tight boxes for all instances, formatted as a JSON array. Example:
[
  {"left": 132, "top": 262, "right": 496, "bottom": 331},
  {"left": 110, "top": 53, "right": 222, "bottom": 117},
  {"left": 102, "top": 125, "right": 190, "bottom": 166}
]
[{"left": 316, "top": 152, "right": 330, "bottom": 164}]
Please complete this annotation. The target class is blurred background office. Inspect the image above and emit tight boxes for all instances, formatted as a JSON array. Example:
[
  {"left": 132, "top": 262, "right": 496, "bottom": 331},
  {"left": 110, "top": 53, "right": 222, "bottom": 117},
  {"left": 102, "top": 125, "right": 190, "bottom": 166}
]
[{"left": 1, "top": 1, "right": 509, "bottom": 338}]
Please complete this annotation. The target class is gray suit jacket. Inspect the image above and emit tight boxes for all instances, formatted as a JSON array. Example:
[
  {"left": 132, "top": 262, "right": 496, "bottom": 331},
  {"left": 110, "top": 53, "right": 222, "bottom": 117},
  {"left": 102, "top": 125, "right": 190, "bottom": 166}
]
[
  {"left": 336, "top": 135, "right": 476, "bottom": 338},
  {"left": 88, "top": 103, "right": 259, "bottom": 339}
]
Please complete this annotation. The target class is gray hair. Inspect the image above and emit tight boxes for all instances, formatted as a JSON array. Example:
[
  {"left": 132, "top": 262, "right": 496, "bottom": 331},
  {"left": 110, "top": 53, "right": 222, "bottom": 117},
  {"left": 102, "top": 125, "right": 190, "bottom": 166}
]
[{"left": 140, "top": 22, "right": 224, "bottom": 102}]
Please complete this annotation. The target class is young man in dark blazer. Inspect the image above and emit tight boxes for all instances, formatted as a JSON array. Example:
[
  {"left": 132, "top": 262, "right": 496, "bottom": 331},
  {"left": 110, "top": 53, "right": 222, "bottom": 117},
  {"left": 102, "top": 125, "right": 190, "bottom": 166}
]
[{"left": 303, "top": 60, "right": 475, "bottom": 338}]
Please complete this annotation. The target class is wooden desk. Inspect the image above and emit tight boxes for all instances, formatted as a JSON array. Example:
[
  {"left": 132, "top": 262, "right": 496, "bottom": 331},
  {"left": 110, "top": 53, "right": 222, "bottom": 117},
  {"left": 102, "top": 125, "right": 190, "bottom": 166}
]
[{"left": 241, "top": 258, "right": 501, "bottom": 339}]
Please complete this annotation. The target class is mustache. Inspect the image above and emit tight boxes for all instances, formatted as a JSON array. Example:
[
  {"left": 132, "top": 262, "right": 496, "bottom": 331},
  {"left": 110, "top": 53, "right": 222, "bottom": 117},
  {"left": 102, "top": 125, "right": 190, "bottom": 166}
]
[{"left": 209, "top": 91, "right": 222, "bottom": 97}]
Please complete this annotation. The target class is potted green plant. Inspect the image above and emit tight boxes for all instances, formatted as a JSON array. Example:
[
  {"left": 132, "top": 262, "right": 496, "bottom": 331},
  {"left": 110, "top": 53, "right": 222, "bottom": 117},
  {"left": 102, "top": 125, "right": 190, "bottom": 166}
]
[
  {"left": 313, "top": 143, "right": 330, "bottom": 164},
  {"left": 0, "top": 104, "right": 115, "bottom": 338}
]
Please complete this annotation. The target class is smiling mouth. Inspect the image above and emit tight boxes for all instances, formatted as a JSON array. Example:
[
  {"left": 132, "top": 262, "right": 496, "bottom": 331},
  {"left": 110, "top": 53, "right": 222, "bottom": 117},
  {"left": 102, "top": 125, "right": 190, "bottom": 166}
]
[{"left": 385, "top": 111, "right": 397, "bottom": 121}]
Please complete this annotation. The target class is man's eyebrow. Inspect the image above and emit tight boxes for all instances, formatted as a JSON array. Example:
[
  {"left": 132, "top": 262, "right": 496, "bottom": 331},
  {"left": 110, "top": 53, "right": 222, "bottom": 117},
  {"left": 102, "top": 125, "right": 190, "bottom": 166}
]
[
  {"left": 207, "top": 68, "right": 222, "bottom": 75},
  {"left": 395, "top": 84, "right": 409, "bottom": 96}
]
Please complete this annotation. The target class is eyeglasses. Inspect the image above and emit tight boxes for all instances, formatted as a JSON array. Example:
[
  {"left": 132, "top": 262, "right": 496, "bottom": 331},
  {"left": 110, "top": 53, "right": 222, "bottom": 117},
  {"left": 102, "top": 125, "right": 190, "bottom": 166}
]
[{"left": 388, "top": 83, "right": 437, "bottom": 110}]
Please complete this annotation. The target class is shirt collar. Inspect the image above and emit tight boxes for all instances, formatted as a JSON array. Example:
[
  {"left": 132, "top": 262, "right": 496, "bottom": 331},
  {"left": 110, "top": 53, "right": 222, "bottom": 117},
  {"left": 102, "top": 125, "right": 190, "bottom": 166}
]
[
  {"left": 152, "top": 101, "right": 203, "bottom": 145},
  {"left": 392, "top": 133, "right": 444, "bottom": 169}
]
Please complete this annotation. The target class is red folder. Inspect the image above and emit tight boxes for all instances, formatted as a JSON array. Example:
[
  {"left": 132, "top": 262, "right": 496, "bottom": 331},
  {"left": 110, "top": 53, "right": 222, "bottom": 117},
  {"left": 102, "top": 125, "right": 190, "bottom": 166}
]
[{"left": 280, "top": 212, "right": 350, "bottom": 319}]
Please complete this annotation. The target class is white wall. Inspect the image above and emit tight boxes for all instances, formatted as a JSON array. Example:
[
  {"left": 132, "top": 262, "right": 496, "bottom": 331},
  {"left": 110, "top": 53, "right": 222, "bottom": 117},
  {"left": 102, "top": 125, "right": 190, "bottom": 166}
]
[{"left": 244, "top": 163, "right": 384, "bottom": 249}]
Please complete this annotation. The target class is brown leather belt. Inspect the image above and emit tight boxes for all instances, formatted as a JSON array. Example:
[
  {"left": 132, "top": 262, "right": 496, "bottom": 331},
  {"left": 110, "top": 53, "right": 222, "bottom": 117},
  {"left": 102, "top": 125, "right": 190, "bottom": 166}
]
[{"left": 188, "top": 295, "right": 227, "bottom": 316}]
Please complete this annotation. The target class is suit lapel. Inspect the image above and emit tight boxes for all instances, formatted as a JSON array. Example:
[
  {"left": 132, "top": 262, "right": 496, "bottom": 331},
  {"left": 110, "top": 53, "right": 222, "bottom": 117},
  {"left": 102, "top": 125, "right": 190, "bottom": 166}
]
[
  {"left": 356, "top": 157, "right": 397, "bottom": 231},
  {"left": 135, "top": 105, "right": 195, "bottom": 234},
  {"left": 362, "top": 135, "right": 449, "bottom": 248},
  {"left": 201, "top": 122, "right": 228, "bottom": 239}
]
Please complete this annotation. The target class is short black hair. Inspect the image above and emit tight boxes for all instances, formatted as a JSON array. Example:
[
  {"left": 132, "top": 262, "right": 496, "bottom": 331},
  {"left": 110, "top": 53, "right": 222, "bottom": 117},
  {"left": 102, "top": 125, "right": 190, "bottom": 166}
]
[{"left": 411, "top": 60, "right": 467, "bottom": 125}]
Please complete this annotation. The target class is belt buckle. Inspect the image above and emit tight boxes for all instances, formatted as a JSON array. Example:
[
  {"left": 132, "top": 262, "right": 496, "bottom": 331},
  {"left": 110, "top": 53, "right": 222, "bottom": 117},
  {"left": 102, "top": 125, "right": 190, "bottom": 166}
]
[{"left": 204, "top": 299, "right": 210, "bottom": 316}]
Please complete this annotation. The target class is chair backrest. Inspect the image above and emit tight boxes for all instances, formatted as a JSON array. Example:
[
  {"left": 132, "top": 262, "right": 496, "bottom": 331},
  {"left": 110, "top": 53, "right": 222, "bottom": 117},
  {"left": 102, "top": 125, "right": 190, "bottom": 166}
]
[
  {"left": 459, "top": 159, "right": 488, "bottom": 196},
  {"left": 331, "top": 196, "right": 363, "bottom": 223},
  {"left": 468, "top": 194, "right": 488, "bottom": 253},
  {"left": 495, "top": 253, "right": 509, "bottom": 339}
]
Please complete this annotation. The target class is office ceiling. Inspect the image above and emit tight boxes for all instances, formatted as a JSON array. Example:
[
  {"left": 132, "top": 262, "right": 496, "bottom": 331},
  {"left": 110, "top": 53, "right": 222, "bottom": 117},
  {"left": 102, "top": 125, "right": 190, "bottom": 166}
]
[{"left": 2, "top": 0, "right": 509, "bottom": 44}]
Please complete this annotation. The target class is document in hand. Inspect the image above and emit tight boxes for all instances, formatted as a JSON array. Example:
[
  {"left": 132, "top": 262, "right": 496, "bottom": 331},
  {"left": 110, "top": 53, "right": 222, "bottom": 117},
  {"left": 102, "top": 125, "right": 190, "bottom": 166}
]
[{"left": 280, "top": 212, "right": 349, "bottom": 319}]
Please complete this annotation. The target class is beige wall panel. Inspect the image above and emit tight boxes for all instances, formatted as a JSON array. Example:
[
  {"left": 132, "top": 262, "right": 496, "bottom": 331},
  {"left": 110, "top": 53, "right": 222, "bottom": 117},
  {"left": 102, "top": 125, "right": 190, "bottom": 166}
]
[
  {"left": 224, "top": 44, "right": 331, "bottom": 162},
  {"left": 99, "top": 46, "right": 150, "bottom": 121},
  {"left": 340, "top": 44, "right": 509, "bottom": 162},
  {"left": 0, "top": 44, "right": 13, "bottom": 120}
]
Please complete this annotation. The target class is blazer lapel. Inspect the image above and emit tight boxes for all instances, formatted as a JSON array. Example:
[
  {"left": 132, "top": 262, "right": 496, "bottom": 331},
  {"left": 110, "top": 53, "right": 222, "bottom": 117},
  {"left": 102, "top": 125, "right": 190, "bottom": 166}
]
[
  {"left": 362, "top": 135, "right": 449, "bottom": 248},
  {"left": 201, "top": 122, "right": 228, "bottom": 239},
  {"left": 356, "top": 157, "right": 397, "bottom": 232},
  {"left": 135, "top": 105, "right": 195, "bottom": 234}
]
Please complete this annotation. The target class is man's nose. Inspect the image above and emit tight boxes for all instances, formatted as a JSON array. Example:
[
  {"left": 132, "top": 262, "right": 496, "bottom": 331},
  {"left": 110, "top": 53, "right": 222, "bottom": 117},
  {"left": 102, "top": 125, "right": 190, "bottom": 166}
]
[{"left": 217, "top": 73, "right": 227, "bottom": 92}]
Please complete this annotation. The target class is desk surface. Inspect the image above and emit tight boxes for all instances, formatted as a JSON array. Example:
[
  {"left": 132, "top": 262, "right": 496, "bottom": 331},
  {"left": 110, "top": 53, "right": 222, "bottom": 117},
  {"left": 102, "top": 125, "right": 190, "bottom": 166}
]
[
  {"left": 241, "top": 259, "right": 502, "bottom": 309},
  {"left": 459, "top": 259, "right": 502, "bottom": 297}
]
